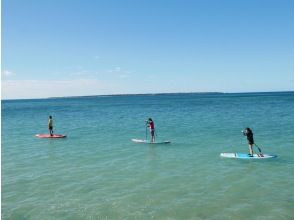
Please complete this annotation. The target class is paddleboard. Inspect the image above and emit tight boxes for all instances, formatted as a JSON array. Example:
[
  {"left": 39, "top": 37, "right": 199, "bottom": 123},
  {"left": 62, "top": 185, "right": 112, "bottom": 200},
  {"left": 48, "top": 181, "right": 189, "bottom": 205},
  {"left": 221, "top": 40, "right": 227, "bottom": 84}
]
[
  {"left": 220, "top": 153, "right": 277, "bottom": 159},
  {"left": 36, "top": 134, "right": 67, "bottom": 138},
  {"left": 131, "top": 139, "right": 171, "bottom": 144}
]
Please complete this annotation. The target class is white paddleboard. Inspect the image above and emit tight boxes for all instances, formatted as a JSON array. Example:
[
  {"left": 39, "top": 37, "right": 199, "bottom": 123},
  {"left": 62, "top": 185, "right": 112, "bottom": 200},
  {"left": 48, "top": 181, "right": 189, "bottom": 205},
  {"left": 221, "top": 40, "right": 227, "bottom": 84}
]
[
  {"left": 220, "top": 153, "right": 277, "bottom": 159},
  {"left": 131, "top": 139, "right": 171, "bottom": 144}
]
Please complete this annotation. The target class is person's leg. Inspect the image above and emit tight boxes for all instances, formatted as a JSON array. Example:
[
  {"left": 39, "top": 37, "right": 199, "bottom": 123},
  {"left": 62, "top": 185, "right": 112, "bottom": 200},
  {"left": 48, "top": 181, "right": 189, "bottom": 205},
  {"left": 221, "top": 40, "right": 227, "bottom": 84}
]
[
  {"left": 151, "top": 130, "right": 155, "bottom": 142},
  {"left": 249, "top": 144, "right": 253, "bottom": 156}
]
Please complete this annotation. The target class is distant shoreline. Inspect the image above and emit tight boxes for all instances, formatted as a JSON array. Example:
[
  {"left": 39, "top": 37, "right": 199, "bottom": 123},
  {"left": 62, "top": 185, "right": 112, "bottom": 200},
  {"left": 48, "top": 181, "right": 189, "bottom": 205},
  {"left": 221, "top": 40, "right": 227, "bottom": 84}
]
[
  {"left": 50, "top": 92, "right": 223, "bottom": 99},
  {"left": 2, "top": 91, "right": 294, "bottom": 101}
]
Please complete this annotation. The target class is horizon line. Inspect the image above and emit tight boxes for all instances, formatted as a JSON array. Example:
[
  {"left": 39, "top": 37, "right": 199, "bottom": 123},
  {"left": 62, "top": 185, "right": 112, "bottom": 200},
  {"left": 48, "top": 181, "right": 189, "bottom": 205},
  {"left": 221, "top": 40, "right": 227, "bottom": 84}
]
[{"left": 2, "top": 90, "right": 294, "bottom": 101}]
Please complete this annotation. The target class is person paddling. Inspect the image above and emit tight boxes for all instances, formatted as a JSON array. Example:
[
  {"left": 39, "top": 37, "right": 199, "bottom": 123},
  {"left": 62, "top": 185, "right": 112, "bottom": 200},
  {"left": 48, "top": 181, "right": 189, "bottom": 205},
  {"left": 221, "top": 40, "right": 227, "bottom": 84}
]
[
  {"left": 146, "top": 118, "right": 155, "bottom": 143},
  {"left": 48, "top": 116, "right": 54, "bottom": 136},
  {"left": 242, "top": 127, "right": 254, "bottom": 156}
]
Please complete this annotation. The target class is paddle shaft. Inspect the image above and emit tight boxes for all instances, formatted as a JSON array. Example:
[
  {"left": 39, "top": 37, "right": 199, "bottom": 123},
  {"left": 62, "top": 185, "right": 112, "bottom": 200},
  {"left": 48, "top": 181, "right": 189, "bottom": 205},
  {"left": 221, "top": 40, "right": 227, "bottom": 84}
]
[
  {"left": 145, "top": 123, "right": 147, "bottom": 140},
  {"left": 254, "top": 143, "right": 262, "bottom": 153}
]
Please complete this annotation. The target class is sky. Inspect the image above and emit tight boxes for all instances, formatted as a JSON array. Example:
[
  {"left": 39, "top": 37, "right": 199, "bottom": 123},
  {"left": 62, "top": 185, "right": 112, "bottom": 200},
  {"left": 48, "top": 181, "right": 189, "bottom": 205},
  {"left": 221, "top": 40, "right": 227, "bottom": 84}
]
[{"left": 2, "top": 0, "right": 294, "bottom": 99}]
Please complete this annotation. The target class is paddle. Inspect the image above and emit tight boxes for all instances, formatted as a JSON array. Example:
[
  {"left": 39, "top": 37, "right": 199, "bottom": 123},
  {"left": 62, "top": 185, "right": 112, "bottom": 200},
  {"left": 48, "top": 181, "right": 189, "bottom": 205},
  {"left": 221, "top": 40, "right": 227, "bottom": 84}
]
[
  {"left": 145, "top": 121, "right": 148, "bottom": 140},
  {"left": 254, "top": 143, "right": 264, "bottom": 157}
]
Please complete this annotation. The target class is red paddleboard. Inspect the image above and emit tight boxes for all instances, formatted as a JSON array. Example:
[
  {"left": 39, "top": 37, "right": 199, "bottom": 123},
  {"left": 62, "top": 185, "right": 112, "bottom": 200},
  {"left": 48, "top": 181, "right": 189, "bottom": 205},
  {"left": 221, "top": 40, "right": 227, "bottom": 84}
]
[{"left": 36, "top": 134, "right": 67, "bottom": 138}]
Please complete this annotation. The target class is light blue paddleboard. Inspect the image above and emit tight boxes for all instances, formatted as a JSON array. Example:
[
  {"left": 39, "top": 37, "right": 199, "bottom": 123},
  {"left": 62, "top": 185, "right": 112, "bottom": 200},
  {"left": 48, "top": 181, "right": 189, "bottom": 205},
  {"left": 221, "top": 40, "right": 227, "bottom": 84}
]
[
  {"left": 220, "top": 153, "right": 277, "bottom": 159},
  {"left": 131, "top": 139, "right": 171, "bottom": 144}
]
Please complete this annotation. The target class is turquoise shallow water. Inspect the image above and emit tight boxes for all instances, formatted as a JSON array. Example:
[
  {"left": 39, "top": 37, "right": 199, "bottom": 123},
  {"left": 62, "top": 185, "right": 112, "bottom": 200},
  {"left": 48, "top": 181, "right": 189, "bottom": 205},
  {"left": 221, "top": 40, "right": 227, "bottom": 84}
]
[{"left": 2, "top": 92, "right": 294, "bottom": 219}]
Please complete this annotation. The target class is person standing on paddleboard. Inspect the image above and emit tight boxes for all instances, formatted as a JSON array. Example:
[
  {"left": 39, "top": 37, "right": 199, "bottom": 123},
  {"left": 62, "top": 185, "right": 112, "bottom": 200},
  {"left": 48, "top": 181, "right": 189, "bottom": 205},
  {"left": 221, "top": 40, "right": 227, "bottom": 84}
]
[
  {"left": 48, "top": 116, "right": 54, "bottom": 136},
  {"left": 242, "top": 127, "right": 254, "bottom": 156},
  {"left": 146, "top": 118, "right": 155, "bottom": 143}
]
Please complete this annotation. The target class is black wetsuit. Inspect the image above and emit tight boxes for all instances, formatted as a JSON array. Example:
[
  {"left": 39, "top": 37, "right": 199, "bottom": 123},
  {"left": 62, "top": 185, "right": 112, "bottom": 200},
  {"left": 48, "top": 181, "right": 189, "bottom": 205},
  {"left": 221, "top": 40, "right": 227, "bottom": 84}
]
[{"left": 244, "top": 129, "right": 254, "bottom": 145}]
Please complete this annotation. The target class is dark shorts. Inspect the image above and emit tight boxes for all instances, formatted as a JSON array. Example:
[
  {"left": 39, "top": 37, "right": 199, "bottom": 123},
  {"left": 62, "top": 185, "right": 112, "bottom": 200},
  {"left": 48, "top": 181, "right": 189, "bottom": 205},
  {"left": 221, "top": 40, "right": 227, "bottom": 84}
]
[
  {"left": 248, "top": 138, "right": 254, "bottom": 145},
  {"left": 150, "top": 129, "right": 155, "bottom": 136},
  {"left": 49, "top": 126, "right": 53, "bottom": 130}
]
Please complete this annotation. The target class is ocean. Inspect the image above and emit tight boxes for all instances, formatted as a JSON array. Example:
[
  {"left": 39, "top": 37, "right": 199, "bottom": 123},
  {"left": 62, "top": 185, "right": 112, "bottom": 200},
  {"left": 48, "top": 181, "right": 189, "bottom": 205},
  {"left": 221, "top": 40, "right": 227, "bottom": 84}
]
[{"left": 2, "top": 92, "right": 294, "bottom": 219}]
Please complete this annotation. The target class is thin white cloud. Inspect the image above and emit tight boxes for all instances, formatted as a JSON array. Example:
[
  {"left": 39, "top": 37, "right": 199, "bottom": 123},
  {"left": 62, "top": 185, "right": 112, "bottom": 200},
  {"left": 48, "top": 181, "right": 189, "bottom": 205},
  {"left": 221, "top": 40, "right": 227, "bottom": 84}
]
[
  {"left": 2, "top": 70, "right": 15, "bottom": 77},
  {"left": 69, "top": 70, "right": 91, "bottom": 77},
  {"left": 107, "top": 67, "right": 121, "bottom": 73},
  {"left": 107, "top": 67, "right": 134, "bottom": 78},
  {"left": 66, "top": 65, "right": 84, "bottom": 70},
  {"left": 1, "top": 79, "right": 120, "bottom": 99},
  {"left": 118, "top": 74, "right": 130, "bottom": 79}
]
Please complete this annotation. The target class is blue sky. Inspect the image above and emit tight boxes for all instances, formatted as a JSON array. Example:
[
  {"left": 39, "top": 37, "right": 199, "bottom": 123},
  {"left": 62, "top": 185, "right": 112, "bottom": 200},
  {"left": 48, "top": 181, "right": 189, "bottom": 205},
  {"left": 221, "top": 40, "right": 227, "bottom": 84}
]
[{"left": 2, "top": 0, "right": 294, "bottom": 99}]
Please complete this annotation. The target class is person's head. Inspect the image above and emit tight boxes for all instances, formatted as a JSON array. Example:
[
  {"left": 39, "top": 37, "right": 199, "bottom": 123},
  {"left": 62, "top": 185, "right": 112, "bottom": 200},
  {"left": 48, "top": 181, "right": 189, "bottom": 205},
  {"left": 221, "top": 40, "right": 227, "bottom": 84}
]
[
  {"left": 49, "top": 116, "right": 52, "bottom": 119},
  {"left": 148, "top": 118, "right": 153, "bottom": 122},
  {"left": 245, "top": 127, "right": 252, "bottom": 133}
]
